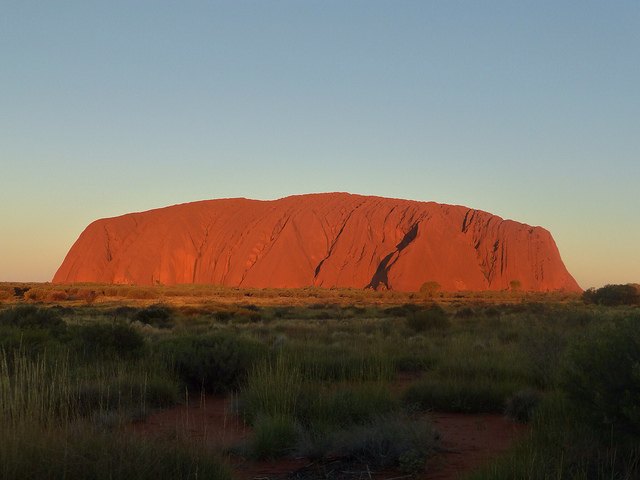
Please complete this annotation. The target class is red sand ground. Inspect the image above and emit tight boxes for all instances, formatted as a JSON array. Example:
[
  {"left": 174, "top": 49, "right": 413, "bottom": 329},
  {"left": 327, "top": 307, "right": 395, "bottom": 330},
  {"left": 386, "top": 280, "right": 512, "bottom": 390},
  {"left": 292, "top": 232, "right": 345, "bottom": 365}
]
[{"left": 134, "top": 394, "right": 527, "bottom": 480}]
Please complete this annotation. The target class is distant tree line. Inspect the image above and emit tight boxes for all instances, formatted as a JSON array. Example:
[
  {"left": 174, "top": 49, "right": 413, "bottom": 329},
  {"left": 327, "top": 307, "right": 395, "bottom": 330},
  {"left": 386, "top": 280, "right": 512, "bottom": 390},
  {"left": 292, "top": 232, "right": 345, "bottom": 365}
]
[{"left": 582, "top": 283, "right": 640, "bottom": 306}]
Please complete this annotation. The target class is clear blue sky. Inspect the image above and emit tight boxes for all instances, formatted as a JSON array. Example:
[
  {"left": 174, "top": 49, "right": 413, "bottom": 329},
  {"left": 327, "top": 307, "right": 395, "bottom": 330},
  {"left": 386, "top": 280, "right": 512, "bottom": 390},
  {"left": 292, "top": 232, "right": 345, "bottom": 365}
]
[{"left": 1, "top": 1, "right": 638, "bottom": 289}]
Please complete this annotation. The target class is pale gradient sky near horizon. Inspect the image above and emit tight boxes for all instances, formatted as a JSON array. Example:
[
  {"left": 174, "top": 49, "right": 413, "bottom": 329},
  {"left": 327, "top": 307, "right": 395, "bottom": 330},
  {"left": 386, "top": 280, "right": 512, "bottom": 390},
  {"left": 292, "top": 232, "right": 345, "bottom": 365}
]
[{"left": 1, "top": 1, "right": 638, "bottom": 290}]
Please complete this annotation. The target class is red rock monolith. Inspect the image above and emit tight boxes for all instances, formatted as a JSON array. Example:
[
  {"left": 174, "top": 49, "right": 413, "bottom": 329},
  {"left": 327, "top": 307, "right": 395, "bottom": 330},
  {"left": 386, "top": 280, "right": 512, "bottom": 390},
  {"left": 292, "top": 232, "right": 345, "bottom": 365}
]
[{"left": 53, "top": 193, "right": 581, "bottom": 292}]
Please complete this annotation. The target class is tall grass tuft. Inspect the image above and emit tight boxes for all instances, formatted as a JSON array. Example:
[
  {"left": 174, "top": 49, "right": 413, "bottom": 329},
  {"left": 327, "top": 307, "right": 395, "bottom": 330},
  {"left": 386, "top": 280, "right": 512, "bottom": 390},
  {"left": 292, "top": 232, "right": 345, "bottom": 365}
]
[
  {"left": 1, "top": 348, "right": 230, "bottom": 480},
  {"left": 240, "top": 353, "right": 304, "bottom": 422},
  {"left": 1, "top": 348, "right": 75, "bottom": 428}
]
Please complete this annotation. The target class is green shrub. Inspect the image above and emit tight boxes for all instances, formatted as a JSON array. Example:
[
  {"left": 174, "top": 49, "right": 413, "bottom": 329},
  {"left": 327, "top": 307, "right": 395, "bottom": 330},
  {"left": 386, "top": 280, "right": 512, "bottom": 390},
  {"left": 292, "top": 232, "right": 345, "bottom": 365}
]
[
  {"left": 0, "top": 307, "right": 67, "bottom": 357},
  {"left": 134, "top": 304, "right": 175, "bottom": 329},
  {"left": 156, "top": 332, "right": 268, "bottom": 393},
  {"left": 238, "top": 354, "right": 303, "bottom": 422},
  {"left": 71, "top": 322, "right": 145, "bottom": 359},
  {"left": 401, "top": 377, "right": 519, "bottom": 413},
  {"left": 296, "top": 384, "right": 398, "bottom": 429},
  {"left": 468, "top": 393, "right": 640, "bottom": 480},
  {"left": 74, "top": 374, "right": 179, "bottom": 418},
  {"left": 504, "top": 389, "right": 542, "bottom": 423},
  {"left": 561, "top": 316, "right": 640, "bottom": 436},
  {"left": 327, "top": 412, "right": 439, "bottom": 470},
  {"left": 247, "top": 414, "right": 301, "bottom": 460},
  {"left": 0, "top": 425, "right": 231, "bottom": 480},
  {"left": 520, "top": 329, "right": 568, "bottom": 388},
  {"left": 111, "top": 306, "right": 139, "bottom": 320},
  {"left": 454, "top": 307, "right": 476, "bottom": 319},
  {"left": 383, "top": 303, "right": 423, "bottom": 318},
  {"left": 0, "top": 306, "right": 66, "bottom": 337},
  {"left": 405, "top": 306, "right": 450, "bottom": 333}
]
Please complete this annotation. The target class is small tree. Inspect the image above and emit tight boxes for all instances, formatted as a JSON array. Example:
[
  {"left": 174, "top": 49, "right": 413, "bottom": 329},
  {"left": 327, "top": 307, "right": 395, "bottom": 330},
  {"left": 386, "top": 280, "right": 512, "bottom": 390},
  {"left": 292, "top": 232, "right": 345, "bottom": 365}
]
[{"left": 509, "top": 280, "right": 522, "bottom": 292}]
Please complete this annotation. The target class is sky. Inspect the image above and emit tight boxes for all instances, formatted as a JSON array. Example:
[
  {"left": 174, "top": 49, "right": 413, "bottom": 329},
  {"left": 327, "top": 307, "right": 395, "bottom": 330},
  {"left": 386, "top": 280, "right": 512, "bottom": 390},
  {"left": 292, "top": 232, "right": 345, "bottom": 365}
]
[{"left": 1, "top": 1, "right": 638, "bottom": 290}]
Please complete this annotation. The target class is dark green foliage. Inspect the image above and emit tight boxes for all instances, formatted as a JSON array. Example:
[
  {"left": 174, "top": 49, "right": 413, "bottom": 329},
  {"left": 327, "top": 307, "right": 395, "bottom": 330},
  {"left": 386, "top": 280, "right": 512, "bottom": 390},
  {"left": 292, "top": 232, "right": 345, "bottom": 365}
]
[
  {"left": 0, "top": 306, "right": 67, "bottom": 357},
  {"left": 1, "top": 429, "right": 232, "bottom": 480},
  {"left": 247, "top": 414, "right": 301, "bottom": 460},
  {"left": 401, "top": 377, "right": 518, "bottom": 413},
  {"left": 0, "top": 306, "right": 66, "bottom": 337},
  {"left": 454, "top": 307, "right": 476, "bottom": 319},
  {"left": 326, "top": 412, "right": 438, "bottom": 470},
  {"left": 483, "top": 306, "right": 501, "bottom": 318},
  {"left": 133, "top": 304, "right": 175, "bottom": 329},
  {"left": 296, "top": 385, "right": 398, "bottom": 429},
  {"left": 72, "top": 322, "right": 145, "bottom": 359},
  {"left": 467, "top": 393, "right": 640, "bottom": 480},
  {"left": 405, "top": 305, "right": 450, "bottom": 333},
  {"left": 110, "top": 306, "right": 138, "bottom": 320},
  {"left": 383, "top": 303, "right": 423, "bottom": 317},
  {"left": 561, "top": 315, "right": 640, "bottom": 437},
  {"left": 504, "top": 389, "right": 542, "bottom": 423},
  {"left": 75, "top": 377, "right": 179, "bottom": 416},
  {"left": 156, "top": 332, "right": 268, "bottom": 393},
  {"left": 582, "top": 284, "right": 640, "bottom": 306},
  {"left": 521, "top": 329, "right": 568, "bottom": 388}
]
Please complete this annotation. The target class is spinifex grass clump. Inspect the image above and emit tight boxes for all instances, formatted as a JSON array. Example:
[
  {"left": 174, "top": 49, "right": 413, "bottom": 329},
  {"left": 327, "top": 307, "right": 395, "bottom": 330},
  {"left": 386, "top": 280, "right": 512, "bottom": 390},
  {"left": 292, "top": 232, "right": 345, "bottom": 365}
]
[
  {"left": 72, "top": 359, "right": 180, "bottom": 419},
  {"left": 283, "top": 343, "right": 396, "bottom": 383},
  {"left": 245, "top": 413, "right": 302, "bottom": 460},
  {"left": 1, "top": 422, "right": 231, "bottom": 480},
  {"left": 326, "top": 412, "right": 439, "bottom": 471},
  {"left": 401, "top": 376, "right": 520, "bottom": 414},
  {"left": 1, "top": 349, "right": 75, "bottom": 428},
  {"left": 236, "top": 349, "right": 414, "bottom": 465},
  {"left": 1, "top": 348, "right": 229, "bottom": 480},
  {"left": 239, "top": 353, "right": 304, "bottom": 422},
  {"left": 467, "top": 393, "right": 640, "bottom": 480}
]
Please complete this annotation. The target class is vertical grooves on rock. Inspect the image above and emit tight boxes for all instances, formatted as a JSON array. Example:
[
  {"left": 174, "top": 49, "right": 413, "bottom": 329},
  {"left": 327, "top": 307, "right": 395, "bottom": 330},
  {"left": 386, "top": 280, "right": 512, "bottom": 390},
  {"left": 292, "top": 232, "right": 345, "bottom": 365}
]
[
  {"left": 313, "top": 199, "right": 366, "bottom": 281},
  {"left": 366, "top": 223, "right": 419, "bottom": 290},
  {"left": 104, "top": 226, "right": 112, "bottom": 262}
]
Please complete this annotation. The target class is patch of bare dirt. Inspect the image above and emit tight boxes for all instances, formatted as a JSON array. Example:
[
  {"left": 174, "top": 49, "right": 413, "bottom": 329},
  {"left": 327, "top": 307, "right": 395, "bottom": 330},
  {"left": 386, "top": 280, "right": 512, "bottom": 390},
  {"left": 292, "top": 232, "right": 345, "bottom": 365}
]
[{"left": 133, "top": 395, "right": 527, "bottom": 480}]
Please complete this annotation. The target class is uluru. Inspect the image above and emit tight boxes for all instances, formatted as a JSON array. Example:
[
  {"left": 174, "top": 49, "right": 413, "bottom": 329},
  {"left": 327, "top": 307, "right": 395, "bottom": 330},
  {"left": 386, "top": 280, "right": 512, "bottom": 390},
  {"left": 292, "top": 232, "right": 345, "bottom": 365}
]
[{"left": 53, "top": 193, "right": 581, "bottom": 292}]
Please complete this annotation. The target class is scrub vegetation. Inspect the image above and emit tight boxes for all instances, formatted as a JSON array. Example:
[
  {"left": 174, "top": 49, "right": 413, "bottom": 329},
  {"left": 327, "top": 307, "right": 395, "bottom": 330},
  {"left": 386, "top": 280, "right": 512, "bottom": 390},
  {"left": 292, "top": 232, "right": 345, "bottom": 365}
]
[{"left": 0, "top": 281, "right": 638, "bottom": 479}]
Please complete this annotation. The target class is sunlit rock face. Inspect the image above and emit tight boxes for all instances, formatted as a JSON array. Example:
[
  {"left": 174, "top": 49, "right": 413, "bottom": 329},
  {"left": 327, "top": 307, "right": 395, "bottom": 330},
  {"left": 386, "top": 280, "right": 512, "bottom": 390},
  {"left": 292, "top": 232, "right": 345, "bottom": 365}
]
[{"left": 53, "top": 193, "right": 581, "bottom": 292}]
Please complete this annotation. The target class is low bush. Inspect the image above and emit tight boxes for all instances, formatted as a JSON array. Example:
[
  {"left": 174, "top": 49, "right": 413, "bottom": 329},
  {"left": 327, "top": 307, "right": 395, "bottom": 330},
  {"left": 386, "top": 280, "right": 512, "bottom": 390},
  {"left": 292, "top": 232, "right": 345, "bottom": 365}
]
[
  {"left": 520, "top": 329, "right": 568, "bottom": 388},
  {"left": 561, "top": 315, "right": 640, "bottom": 437},
  {"left": 74, "top": 374, "right": 179, "bottom": 418},
  {"left": 0, "top": 425, "right": 231, "bottom": 480},
  {"left": 405, "top": 306, "right": 450, "bottom": 333},
  {"left": 467, "top": 393, "right": 640, "bottom": 480},
  {"left": 70, "top": 322, "right": 145, "bottom": 359},
  {"left": 0, "top": 306, "right": 66, "bottom": 337},
  {"left": 383, "top": 303, "right": 423, "bottom": 318},
  {"left": 156, "top": 332, "right": 268, "bottom": 393},
  {"left": 401, "top": 377, "right": 520, "bottom": 413},
  {"left": 134, "top": 304, "right": 175, "bottom": 329},
  {"left": 246, "top": 414, "right": 301, "bottom": 460},
  {"left": 296, "top": 383, "right": 399, "bottom": 429},
  {"left": 323, "top": 412, "right": 439, "bottom": 471},
  {"left": 454, "top": 307, "right": 476, "bottom": 319},
  {"left": 504, "top": 389, "right": 542, "bottom": 423},
  {"left": 238, "top": 354, "right": 303, "bottom": 422}
]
